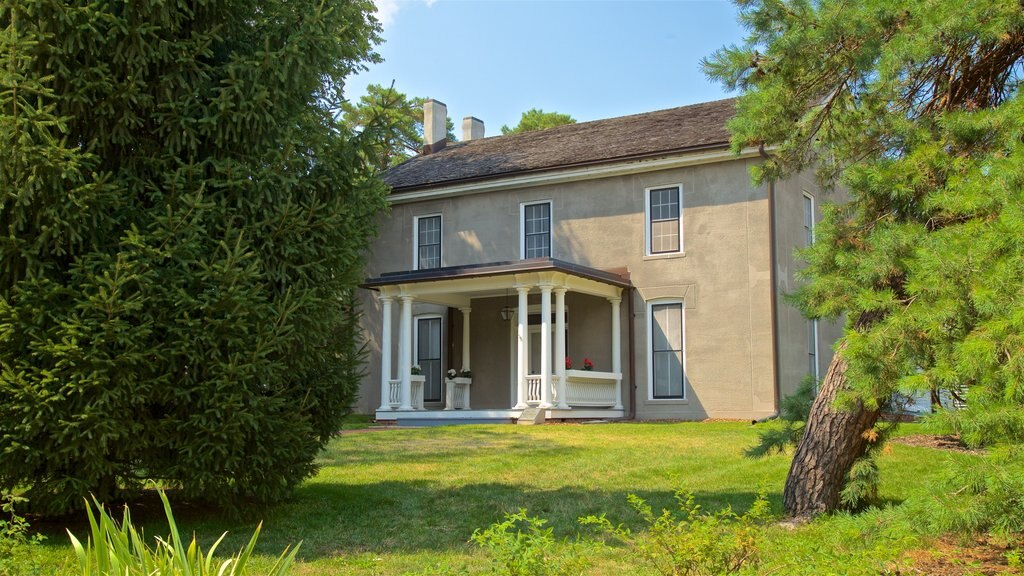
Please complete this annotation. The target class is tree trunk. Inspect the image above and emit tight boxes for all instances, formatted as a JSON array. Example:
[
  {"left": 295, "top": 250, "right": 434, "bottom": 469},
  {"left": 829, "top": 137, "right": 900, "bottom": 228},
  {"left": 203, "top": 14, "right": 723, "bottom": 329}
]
[{"left": 782, "top": 338, "right": 882, "bottom": 517}]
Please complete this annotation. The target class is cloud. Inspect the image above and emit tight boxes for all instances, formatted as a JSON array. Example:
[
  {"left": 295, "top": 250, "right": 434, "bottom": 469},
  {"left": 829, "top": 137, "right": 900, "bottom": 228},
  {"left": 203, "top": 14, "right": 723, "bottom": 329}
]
[
  {"left": 373, "top": 0, "right": 436, "bottom": 27},
  {"left": 374, "top": 0, "right": 400, "bottom": 26}
]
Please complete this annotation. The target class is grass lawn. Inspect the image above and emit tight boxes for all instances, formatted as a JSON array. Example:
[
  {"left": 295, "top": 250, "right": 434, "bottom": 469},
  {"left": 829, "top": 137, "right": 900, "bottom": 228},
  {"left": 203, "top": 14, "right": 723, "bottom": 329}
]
[{"left": 21, "top": 421, "right": 972, "bottom": 575}]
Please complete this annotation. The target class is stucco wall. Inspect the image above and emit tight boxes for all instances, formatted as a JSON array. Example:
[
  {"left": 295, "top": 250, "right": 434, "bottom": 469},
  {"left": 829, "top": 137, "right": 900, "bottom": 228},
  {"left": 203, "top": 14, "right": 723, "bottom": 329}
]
[
  {"left": 357, "top": 155, "right": 815, "bottom": 420},
  {"left": 772, "top": 173, "right": 845, "bottom": 401}
]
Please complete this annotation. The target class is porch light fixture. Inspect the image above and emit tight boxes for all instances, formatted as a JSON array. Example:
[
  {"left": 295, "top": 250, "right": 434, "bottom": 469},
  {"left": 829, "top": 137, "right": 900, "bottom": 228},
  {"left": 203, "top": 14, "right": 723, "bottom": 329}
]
[{"left": 500, "top": 289, "right": 515, "bottom": 322}]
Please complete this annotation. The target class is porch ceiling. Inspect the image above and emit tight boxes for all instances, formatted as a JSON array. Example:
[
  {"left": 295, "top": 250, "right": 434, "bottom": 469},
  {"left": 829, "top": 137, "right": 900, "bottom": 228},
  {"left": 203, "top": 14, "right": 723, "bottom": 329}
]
[{"left": 362, "top": 258, "right": 630, "bottom": 306}]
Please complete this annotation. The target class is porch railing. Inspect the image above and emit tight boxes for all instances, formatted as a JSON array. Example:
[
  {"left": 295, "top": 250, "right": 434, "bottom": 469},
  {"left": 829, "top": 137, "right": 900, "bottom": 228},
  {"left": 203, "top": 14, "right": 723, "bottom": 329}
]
[
  {"left": 564, "top": 370, "right": 620, "bottom": 407},
  {"left": 526, "top": 376, "right": 543, "bottom": 404},
  {"left": 387, "top": 377, "right": 425, "bottom": 410},
  {"left": 524, "top": 371, "right": 621, "bottom": 408}
]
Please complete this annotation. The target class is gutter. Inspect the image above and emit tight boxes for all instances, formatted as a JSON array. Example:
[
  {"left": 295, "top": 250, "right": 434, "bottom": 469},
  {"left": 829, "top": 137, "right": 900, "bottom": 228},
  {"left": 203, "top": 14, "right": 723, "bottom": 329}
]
[{"left": 627, "top": 287, "right": 637, "bottom": 421}]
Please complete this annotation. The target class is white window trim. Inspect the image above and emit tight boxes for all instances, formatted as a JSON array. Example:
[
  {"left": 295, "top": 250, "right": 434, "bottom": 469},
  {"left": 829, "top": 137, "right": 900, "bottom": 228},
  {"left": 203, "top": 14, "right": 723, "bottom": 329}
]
[
  {"left": 809, "top": 318, "right": 820, "bottom": 383},
  {"left": 646, "top": 299, "right": 687, "bottom": 401},
  {"left": 803, "top": 191, "right": 815, "bottom": 245},
  {"left": 520, "top": 200, "right": 553, "bottom": 260},
  {"left": 644, "top": 184, "right": 684, "bottom": 256},
  {"left": 412, "top": 213, "right": 443, "bottom": 270}
]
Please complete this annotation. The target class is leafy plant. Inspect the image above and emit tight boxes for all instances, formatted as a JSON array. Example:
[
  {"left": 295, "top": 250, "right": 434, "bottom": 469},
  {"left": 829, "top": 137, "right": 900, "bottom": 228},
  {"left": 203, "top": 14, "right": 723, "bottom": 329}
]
[
  {"left": 0, "top": 493, "right": 44, "bottom": 576},
  {"left": 581, "top": 489, "right": 772, "bottom": 576},
  {"left": 471, "top": 510, "right": 589, "bottom": 576},
  {"left": 67, "top": 491, "right": 299, "bottom": 575}
]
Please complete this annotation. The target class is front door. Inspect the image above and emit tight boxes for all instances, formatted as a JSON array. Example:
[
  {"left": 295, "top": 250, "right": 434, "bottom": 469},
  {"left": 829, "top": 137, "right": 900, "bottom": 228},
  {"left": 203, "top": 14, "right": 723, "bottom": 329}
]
[{"left": 416, "top": 316, "right": 442, "bottom": 403}]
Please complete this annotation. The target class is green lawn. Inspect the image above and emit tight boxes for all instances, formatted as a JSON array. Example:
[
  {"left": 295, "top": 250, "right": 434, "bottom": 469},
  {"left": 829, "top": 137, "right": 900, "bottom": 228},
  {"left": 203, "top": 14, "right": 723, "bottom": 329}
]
[{"left": 22, "top": 421, "right": 967, "bottom": 575}]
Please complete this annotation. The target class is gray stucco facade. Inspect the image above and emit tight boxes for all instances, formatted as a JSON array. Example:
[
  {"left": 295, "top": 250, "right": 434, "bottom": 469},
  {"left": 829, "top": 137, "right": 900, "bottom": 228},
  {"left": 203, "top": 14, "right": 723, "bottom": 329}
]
[{"left": 357, "top": 143, "right": 842, "bottom": 421}]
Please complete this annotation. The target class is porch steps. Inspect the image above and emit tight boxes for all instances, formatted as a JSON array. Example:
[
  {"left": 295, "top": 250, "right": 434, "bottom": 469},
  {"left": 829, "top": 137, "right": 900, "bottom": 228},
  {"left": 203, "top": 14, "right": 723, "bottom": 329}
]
[{"left": 517, "top": 407, "right": 546, "bottom": 425}]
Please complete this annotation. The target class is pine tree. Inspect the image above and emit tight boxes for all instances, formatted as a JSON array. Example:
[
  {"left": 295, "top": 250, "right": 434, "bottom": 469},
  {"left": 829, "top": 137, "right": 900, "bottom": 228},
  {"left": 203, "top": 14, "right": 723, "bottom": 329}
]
[
  {"left": 704, "top": 0, "right": 1024, "bottom": 517},
  {"left": 0, "top": 0, "right": 387, "bottom": 514}
]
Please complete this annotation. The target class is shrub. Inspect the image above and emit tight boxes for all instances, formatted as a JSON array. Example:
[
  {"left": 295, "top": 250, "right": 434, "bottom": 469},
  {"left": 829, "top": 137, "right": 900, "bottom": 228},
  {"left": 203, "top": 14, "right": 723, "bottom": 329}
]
[
  {"left": 470, "top": 510, "right": 589, "bottom": 576},
  {"left": 0, "top": 0, "right": 387, "bottom": 514},
  {"left": 67, "top": 491, "right": 298, "bottom": 575},
  {"left": 581, "top": 489, "right": 772, "bottom": 576}
]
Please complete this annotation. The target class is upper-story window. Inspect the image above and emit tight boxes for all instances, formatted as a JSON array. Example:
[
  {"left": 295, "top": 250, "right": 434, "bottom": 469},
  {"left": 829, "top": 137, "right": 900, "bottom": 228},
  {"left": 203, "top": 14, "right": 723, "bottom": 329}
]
[
  {"left": 645, "top": 185, "right": 682, "bottom": 255},
  {"left": 521, "top": 201, "right": 552, "bottom": 259},
  {"left": 414, "top": 214, "right": 441, "bottom": 270},
  {"left": 803, "top": 192, "right": 815, "bottom": 246}
]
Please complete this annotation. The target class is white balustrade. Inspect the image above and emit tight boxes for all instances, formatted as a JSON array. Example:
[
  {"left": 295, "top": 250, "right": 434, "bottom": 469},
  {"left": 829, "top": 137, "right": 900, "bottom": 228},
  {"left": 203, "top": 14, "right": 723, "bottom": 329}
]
[
  {"left": 388, "top": 379, "right": 401, "bottom": 408},
  {"left": 564, "top": 370, "right": 621, "bottom": 407},
  {"left": 526, "top": 376, "right": 543, "bottom": 404}
]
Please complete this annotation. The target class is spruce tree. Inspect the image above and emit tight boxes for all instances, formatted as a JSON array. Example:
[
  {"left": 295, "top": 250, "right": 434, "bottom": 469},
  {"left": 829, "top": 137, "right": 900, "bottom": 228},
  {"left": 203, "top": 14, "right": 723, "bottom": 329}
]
[
  {"left": 0, "top": 1, "right": 387, "bottom": 513},
  {"left": 704, "top": 0, "right": 1024, "bottom": 517}
]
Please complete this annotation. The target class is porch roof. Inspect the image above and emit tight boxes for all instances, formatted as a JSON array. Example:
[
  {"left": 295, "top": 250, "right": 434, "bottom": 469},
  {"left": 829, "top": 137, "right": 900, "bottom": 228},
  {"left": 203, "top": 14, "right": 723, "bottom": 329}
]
[
  {"left": 362, "top": 258, "right": 630, "bottom": 306},
  {"left": 363, "top": 258, "right": 631, "bottom": 290}
]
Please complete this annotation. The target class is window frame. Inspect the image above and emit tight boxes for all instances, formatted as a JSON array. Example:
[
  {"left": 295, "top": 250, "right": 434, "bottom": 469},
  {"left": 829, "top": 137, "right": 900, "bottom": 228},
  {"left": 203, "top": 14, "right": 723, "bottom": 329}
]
[
  {"left": 413, "top": 213, "right": 443, "bottom": 270},
  {"left": 802, "top": 192, "right": 815, "bottom": 247},
  {"left": 646, "top": 299, "right": 687, "bottom": 401},
  {"left": 808, "top": 318, "right": 820, "bottom": 384},
  {"left": 520, "top": 200, "right": 553, "bottom": 260},
  {"left": 644, "top": 184, "right": 684, "bottom": 256}
]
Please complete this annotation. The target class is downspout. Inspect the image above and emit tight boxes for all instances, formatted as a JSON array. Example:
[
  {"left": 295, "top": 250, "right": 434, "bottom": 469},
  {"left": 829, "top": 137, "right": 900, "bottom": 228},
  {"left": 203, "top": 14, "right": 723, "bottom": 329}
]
[
  {"left": 760, "top": 143, "right": 782, "bottom": 417},
  {"left": 627, "top": 287, "right": 637, "bottom": 420}
]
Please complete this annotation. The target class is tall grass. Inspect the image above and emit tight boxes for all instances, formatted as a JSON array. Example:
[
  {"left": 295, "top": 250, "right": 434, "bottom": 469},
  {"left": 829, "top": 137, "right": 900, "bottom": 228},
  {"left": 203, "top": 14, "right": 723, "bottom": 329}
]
[{"left": 67, "top": 491, "right": 298, "bottom": 576}]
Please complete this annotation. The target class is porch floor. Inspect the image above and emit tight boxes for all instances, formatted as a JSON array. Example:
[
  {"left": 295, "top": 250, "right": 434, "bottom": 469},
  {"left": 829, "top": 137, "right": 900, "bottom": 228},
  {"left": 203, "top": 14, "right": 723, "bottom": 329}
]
[{"left": 374, "top": 408, "right": 626, "bottom": 425}]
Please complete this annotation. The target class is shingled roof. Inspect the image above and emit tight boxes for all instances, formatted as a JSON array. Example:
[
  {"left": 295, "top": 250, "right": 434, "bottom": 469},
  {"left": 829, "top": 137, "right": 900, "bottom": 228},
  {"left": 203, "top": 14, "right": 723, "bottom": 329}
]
[{"left": 383, "top": 98, "right": 737, "bottom": 192}]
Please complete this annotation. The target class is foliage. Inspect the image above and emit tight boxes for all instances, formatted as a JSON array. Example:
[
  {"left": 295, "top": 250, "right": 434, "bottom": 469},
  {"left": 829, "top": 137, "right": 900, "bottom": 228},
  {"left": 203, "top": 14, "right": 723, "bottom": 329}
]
[
  {"left": 745, "top": 376, "right": 815, "bottom": 458},
  {"left": 581, "top": 489, "right": 772, "bottom": 576},
  {"left": 342, "top": 83, "right": 457, "bottom": 171},
  {"left": 470, "top": 510, "right": 589, "bottom": 576},
  {"left": 927, "top": 446, "right": 1024, "bottom": 541},
  {"left": 704, "top": 0, "right": 1024, "bottom": 516},
  {"left": 68, "top": 491, "right": 298, "bottom": 576},
  {"left": 0, "top": 0, "right": 388, "bottom": 514},
  {"left": 0, "top": 493, "right": 44, "bottom": 576},
  {"left": 500, "top": 109, "right": 575, "bottom": 135}
]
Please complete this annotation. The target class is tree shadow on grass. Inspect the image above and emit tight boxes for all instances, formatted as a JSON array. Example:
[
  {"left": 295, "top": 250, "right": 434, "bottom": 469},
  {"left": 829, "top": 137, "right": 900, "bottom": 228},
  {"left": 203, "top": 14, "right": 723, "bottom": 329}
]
[{"left": 253, "top": 481, "right": 774, "bottom": 560}]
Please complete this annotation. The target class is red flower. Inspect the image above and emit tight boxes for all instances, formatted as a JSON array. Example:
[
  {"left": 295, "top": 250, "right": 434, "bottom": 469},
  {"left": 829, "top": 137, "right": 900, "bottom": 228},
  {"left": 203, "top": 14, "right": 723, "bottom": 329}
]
[
  {"left": 565, "top": 356, "right": 572, "bottom": 369},
  {"left": 583, "top": 358, "right": 594, "bottom": 370}
]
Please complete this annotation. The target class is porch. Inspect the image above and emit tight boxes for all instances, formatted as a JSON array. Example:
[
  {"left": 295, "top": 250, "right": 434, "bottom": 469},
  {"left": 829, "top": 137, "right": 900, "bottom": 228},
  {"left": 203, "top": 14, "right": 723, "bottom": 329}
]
[{"left": 363, "top": 259, "right": 630, "bottom": 423}]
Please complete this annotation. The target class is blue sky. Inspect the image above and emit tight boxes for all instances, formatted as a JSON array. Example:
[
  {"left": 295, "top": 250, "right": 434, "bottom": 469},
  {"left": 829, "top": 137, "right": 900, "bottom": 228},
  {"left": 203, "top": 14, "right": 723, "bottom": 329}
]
[{"left": 349, "top": 1, "right": 747, "bottom": 135}]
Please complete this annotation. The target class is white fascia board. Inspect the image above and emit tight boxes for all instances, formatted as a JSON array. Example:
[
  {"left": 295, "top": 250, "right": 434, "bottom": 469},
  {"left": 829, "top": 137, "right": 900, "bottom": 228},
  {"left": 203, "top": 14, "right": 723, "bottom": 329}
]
[{"left": 388, "top": 147, "right": 762, "bottom": 205}]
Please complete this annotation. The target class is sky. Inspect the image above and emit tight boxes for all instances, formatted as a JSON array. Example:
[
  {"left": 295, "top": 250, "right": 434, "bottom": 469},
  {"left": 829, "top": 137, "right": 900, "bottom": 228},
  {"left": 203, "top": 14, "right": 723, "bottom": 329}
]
[{"left": 348, "top": 1, "right": 748, "bottom": 135}]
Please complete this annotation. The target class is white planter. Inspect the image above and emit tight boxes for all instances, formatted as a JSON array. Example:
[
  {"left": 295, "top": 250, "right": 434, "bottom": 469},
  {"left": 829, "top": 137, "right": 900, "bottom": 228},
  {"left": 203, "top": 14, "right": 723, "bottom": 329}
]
[{"left": 445, "top": 377, "right": 472, "bottom": 410}]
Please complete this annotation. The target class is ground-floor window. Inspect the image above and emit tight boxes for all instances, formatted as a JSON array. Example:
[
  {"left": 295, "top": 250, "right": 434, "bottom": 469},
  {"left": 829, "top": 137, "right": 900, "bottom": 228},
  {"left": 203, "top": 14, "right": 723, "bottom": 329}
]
[{"left": 650, "top": 301, "right": 685, "bottom": 399}]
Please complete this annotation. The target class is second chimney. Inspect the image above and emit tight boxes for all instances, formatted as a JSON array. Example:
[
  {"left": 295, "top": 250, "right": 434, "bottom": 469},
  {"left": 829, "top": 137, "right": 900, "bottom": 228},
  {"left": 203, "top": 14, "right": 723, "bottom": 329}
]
[
  {"left": 423, "top": 99, "right": 447, "bottom": 155},
  {"left": 462, "top": 116, "right": 485, "bottom": 141}
]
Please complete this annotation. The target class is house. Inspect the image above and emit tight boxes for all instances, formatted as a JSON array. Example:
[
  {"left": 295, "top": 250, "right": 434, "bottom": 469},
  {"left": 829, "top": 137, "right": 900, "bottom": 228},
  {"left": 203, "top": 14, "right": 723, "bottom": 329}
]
[{"left": 357, "top": 98, "right": 840, "bottom": 424}]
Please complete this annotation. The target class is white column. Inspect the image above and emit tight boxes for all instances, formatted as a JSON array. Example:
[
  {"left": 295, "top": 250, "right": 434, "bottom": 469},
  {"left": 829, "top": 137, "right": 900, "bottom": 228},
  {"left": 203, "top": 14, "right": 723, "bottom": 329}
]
[
  {"left": 398, "top": 295, "right": 414, "bottom": 411},
  {"left": 514, "top": 286, "right": 529, "bottom": 408},
  {"left": 378, "top": 296, "right": 393, "bottom": 411},
  {"left": 459, "top": 307, "right": 471, "bottom": 371},
  {"left": 539, "top": 285, "right": 553, "bottom": 408},
  {"left": 555, "top": 288, "right": 569, "bottom": 409},
  {"left": 610, "top": 296, "right": 624, "bottom": 410}
]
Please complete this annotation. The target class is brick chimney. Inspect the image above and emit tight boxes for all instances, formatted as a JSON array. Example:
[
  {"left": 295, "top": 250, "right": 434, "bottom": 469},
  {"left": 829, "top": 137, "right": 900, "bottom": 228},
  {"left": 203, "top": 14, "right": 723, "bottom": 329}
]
[
  {"left": 423, "top": 99, "right": 447, "bottom": 155},
  {"left": 462, "top": 116, "right": 484, "bottom": 141}
]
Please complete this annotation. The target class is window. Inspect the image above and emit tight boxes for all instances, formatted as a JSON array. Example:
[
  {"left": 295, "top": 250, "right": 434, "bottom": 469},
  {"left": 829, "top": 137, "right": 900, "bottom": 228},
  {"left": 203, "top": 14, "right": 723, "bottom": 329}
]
[
  {"left": 521, "top": 201, "right": 551, "bottom": 259},
  {"left": 802, "top": 192, "right": 815, "bottom": 246},
  {"left": 808, "top": 318, "right": 819, "bottom": 382},
  {"left": 415, "top": 214, "right": 441, "bottom": 270},
  {"left": 650, "top": 302, "right": 685, "bottom": 399},
  {"left": 645, "top": 185, "right": 682, "bottom": 255}
]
